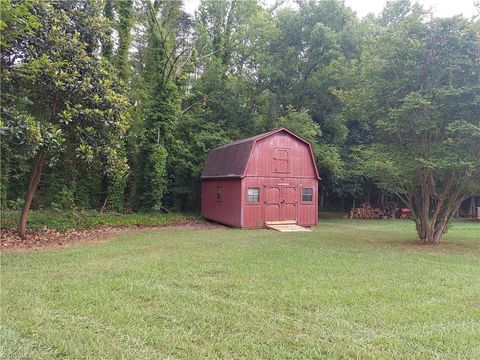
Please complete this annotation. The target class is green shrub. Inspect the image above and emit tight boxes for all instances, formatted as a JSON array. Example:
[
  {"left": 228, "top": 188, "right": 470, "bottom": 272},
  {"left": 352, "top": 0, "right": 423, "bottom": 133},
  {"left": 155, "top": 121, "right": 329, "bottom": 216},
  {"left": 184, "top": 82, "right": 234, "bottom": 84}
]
[{"left": 51, "top": 185, "right": 75, "bottom": 211}]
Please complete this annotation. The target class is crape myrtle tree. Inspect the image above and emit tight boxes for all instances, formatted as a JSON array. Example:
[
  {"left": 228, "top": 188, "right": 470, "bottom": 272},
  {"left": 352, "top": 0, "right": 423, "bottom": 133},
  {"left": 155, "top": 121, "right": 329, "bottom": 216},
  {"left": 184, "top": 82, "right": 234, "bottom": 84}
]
[
  {"left": 1, "top": 1, "right": 129, "bottom": 236},
  {"left": 338, "top": 1, "right": 480, "bottom": 244}
]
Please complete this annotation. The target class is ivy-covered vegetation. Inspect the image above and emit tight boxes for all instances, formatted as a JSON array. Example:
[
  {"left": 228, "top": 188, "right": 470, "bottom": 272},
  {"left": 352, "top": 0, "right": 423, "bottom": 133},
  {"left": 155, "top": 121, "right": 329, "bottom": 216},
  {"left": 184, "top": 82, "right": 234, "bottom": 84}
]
[{"left": 1, "top": 0, "right": 479, "bottom": 243}]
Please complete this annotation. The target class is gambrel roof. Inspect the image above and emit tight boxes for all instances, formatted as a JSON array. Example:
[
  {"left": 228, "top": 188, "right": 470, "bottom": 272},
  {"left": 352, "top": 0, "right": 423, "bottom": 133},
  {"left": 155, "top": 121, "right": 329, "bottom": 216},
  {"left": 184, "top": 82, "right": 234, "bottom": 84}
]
[{"left": 201, "top": 128, "right": 320, "bottom": 179}]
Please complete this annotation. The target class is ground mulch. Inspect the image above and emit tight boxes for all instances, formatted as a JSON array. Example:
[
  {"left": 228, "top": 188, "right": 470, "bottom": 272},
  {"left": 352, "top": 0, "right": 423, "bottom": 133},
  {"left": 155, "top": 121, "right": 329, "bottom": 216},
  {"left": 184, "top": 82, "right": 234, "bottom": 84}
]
[{"left": 1, "top": 220, "right": 225, "bottom": 252}]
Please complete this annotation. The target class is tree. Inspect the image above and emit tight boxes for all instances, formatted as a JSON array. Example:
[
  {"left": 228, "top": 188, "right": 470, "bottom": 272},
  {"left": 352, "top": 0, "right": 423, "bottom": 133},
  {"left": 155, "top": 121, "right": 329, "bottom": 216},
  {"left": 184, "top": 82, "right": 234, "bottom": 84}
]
[
  {"left": 0, "top": 0, "right": 41, "bottom": 209},
  {"left": 113, "top": 0, "right": 134, "bottom": 81},
  {"left": 131, "top": 0, "right": 188, "bottom": 211},
  {"left": 191, "top": 0, "right": 277, "bottom": 136},
  {"left": 1, "top": 1, "right": 129, "bottom": 235},
  {"left": 256, "top": 0, "right": 361, "bottom": 203},
  {"left": 97, "top": 0, "right": 135, "bottom": 212},
  {"left": 275, "top": 107, "right": 345, "bottom": 200},
  {"left": 339, "top": 1, "right": 480, "bottom": 243}
]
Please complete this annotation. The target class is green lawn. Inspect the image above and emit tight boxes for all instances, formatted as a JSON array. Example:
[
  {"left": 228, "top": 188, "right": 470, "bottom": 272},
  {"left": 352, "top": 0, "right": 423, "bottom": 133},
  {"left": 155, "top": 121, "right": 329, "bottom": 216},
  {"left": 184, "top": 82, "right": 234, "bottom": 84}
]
[{"left": 1, "top": 220, "right": 479, "bottom": 359}]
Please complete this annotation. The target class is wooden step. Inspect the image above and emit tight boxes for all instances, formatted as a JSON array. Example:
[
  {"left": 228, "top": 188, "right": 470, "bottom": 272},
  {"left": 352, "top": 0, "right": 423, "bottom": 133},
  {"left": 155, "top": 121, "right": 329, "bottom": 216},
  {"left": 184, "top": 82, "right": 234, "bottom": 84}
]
[
  {"left": 266, "top": 223, "right": 311, "bottom": 232},
  {"left": 265, "top": 220, "right": 297, "bottom": 226}
]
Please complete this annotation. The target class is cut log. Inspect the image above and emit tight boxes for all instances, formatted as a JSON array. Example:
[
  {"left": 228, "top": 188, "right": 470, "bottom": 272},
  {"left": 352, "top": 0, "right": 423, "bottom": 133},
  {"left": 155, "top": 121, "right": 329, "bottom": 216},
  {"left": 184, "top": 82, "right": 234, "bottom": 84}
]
[{"left": 348, "top": 202, "right": 401, "bottom": 219}]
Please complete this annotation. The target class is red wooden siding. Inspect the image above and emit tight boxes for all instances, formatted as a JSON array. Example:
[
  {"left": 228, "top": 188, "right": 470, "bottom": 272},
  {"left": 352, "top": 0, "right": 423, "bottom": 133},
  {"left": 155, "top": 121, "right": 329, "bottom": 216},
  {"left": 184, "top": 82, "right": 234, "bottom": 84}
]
[
  {"left": 201, "top": 179, "right": 242, "bottom": 227},
  {"left": 241, "top": 177, "right": 318, "bottom": 228},
  {"left": 244, "top": 134, "right": 317, "bottom": 178},
  {"left": 201, "top": 129, "right": 319, "bottom": 228}
]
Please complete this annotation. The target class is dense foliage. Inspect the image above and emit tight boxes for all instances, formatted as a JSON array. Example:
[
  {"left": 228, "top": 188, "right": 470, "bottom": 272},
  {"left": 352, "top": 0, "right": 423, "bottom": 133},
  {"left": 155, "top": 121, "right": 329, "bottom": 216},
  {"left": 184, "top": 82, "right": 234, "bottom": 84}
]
[
  {"left": 338, "top": 1, "right": 480, "bottom": 243},
  {"left": 1, "top": 0, "right": 129, "bottom": 235},
  {"left": 1, "top": 0, "right": 478, "bottom": 241}
]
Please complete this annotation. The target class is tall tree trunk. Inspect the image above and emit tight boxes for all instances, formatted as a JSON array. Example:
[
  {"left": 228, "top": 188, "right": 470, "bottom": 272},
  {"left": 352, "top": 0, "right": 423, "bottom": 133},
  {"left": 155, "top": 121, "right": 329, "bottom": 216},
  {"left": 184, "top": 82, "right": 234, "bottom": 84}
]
[
  {"left": 221, "top": 0, "right": 236, "bottom": 67},
  {"left": 366, "top": 185, "right": 372, "bottom": 205},
  {"left": 379, "top": 191, "right": 385, "bottom": 206},
  {"left": 17, "top": 152, "right": 46, "bottom": 237},
  {"left": 319, "top": 187, "right": 325, "bottom": 210},
  {"left": 415, "top": 197, "right": 465, "bottom": 244},
  {"left": 468, "top": 196, "right": 475, "bottom": 218},
  {"left": 396, "top": 176, "right": 468, "bottom": 245}
]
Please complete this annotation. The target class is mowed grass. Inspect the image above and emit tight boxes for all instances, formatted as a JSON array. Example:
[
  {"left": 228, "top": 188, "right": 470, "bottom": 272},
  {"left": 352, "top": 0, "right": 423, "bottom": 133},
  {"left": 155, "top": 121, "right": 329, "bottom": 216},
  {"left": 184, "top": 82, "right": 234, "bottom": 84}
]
[{"left": 1, "top": 220, "right": 479, "bottom": 359}]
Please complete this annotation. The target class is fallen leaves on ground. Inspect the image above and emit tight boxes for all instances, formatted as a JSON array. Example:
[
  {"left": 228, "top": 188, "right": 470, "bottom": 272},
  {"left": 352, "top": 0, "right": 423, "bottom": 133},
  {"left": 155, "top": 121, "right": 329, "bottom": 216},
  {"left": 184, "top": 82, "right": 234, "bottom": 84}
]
[{"left": 1, "top": 220, "right": 225, "bottom": 252}]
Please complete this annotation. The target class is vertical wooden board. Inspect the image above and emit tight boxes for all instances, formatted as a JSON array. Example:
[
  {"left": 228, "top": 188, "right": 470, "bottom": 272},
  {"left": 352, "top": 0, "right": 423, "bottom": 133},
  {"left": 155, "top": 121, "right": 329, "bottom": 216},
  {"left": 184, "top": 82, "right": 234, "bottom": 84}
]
[
  {"left": 201, "top": 179, "right": 242, "bottom": 227},
  {"left": 265, "top": 185, "right": 281, "bottom": 223},
  {"left": 281, "top": 186, "right": 298, "bottom": 221},
  {"left": 242, "top": 177, "right": 265, "bottom": 228},
  {"left": 242, "top": 177, "right": 318, "bottom": 228},
  {"left": 266, "top": 186, "right": 280, "bottom": 202},
  {"left": 245, "top": 132, "right": 317, "bottom": 178},
  {"left": 297, "top": 179, "right": 318, "bottom": 226}
]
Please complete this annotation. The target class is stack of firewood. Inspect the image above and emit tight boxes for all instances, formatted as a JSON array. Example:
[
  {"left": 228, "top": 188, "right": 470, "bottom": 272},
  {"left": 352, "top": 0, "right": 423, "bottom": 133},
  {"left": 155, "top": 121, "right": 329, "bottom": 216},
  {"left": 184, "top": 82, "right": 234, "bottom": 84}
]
[
  {"left": 348, "top": 202, "right": 399, "bottom": 219},
  {"left": 379, "top": 202, "right": 399, "bottom": 218}
]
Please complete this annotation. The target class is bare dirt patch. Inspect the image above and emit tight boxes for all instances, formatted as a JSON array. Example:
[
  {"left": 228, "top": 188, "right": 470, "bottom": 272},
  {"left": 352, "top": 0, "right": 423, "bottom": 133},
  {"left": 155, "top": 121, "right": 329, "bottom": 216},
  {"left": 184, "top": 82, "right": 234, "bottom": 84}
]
[{"left": 1, "top": 220, "right": 226, "bottom": 252}]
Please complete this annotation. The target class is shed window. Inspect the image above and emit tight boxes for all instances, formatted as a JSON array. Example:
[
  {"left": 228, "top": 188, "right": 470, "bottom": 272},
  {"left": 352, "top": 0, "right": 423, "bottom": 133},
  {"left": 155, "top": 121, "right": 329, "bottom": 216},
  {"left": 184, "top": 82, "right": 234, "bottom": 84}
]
[
  {"left": 247, "top": 188, "right": 260, "bottom": 203},
  {"left": 216, "top": 186, "right": 222, "bottom": 201},
  {"left": 302, "top": 188, "right": 313, "bottom": 202}
]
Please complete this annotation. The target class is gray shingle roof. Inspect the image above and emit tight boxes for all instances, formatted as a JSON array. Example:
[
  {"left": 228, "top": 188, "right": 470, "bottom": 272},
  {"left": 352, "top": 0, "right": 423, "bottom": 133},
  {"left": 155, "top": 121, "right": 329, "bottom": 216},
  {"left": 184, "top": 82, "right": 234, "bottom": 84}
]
[{"left": 201, "top": 131, "right": 278, "bottom": 178}]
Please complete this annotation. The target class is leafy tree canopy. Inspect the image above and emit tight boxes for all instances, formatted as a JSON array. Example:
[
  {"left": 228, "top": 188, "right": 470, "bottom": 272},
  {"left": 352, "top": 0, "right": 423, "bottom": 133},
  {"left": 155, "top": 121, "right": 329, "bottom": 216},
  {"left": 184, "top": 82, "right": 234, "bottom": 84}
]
[
  {"left": 339, "top": 2, "right": 480, "bottom": 243},
  {"left": 1, "top": 0, "right": 129, "bottom": 235}
]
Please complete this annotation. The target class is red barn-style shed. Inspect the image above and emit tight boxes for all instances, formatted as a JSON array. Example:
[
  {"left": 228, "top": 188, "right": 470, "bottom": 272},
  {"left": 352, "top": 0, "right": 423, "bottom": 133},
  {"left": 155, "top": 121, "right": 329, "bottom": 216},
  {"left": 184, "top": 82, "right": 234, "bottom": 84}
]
[{"left": 201, "top": 128, "right": 319, "bottom": 228}]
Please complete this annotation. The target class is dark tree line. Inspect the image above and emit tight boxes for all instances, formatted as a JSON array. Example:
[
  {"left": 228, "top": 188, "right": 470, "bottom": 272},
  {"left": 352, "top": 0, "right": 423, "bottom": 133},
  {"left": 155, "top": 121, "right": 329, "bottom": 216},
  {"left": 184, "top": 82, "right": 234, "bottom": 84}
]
[{"left": 1, "top": 0, "right": 479, "bottom": 242}]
